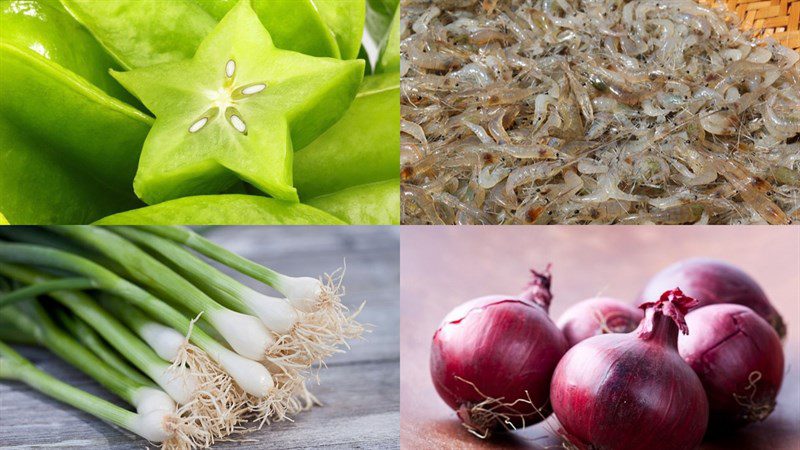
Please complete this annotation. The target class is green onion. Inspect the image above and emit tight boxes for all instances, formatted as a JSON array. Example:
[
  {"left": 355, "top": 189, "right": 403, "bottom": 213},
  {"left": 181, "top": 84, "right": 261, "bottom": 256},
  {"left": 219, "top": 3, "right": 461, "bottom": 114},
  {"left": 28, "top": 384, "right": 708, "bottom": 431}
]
[
  {"left": 136, "top": 226, "right": 317, "bottom": 304},
  {"left": 112, "top": 226, "right": 348, "bottom": 366},
  {"left": 3, "top": 302, "right": 145, "bottom": 403},
  {"left": 0, "top": 227, "right": 89, "bottom": 255},
  {"left": 4, "top": 302, "right": 213, "bottom": 447},
  {"left": 0, "top": 310, "right": 38, "bottom": 345},
  {"left": 50, "top": 226, "right": 279, "bottom": 365},
  {"left": 0, "top": 340, "right": 174, "bottom": 443},
  {"left": 0, "top": 277, "right": 97, "bottom": 308},
  {"left": 0, "top": 262, "right": 249, "bottom": 439},
  {"left": 54, "top": 309, "right": 153, "bottom": 387},
  {"left": 0, "top": 226, "right": 365, "bottom": 440},
  {"left": 0, "top": 263, "right": 199, "bottom": 405},
  {"left": 100, "top": 296, "right": 191, "bottom": 363},
  {"left": 0, "top": 250, "right": 272, "bottom": 399},
  {"left": 137, "top": 226, "right": 364, "bottom": 346}
]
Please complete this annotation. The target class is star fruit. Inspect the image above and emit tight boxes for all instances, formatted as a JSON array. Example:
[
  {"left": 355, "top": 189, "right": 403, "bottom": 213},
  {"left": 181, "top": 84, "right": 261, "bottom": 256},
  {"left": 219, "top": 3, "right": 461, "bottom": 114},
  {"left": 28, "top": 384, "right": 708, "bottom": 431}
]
[{"left": 111, "top": 0, "right": 364, "bottom": 204}]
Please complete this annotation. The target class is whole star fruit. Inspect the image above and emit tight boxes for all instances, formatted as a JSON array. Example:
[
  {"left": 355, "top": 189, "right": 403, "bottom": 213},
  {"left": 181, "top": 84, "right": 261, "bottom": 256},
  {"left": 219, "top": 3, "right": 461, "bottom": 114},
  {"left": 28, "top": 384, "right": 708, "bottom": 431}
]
[
  {"left": 306, "top": 179, "right": 400, "bottom": 225},
  {"left": 294, "top": 72, "right": 399, "bottom": 199}
]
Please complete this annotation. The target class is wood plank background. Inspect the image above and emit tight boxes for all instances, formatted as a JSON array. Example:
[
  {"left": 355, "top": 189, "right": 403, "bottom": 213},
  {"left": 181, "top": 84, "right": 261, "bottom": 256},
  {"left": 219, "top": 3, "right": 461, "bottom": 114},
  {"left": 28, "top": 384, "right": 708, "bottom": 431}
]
[
  {"left": 400, "top": 226, "right": 800, "bottom": 450},
  {"left": 0, "top": 226, "right": 400, "bottom": 449}
]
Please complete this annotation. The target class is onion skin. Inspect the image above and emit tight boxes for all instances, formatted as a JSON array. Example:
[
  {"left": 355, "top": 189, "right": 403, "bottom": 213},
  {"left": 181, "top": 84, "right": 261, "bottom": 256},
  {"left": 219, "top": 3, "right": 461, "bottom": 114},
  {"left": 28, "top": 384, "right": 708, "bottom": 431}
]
[
  {"left": 640, "top": 258, "right": 785, "bottom": 338},
  {"left": 551, "top": 289, "right": 709, "bottom": 450},
  {"left": 556, "top": 297, "right": 643, "bottom": 347},
  {"left": 679, "top": 304, "right": 784, "bottom": 429},
  {"left": 430, "top": 294, "right": 568, "bottom": 438}
]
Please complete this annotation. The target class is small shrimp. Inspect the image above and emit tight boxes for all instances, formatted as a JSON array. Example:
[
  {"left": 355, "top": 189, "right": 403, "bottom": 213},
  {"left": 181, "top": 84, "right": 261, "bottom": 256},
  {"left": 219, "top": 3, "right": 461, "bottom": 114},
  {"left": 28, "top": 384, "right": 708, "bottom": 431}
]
[
  {"left": 705, "top": 149, "right": 791, "bottom": 225},
  {"left": 401, "top": 119, "right": 427, "bottom": 143},
  {"left": 505, "top": 162, "right": 560, "bottom": 196},
  {"left": 564, "top": 62, "right": 594, "bottom": 122},
  {"left": 432, "top": 192, "right": 490, "bottom": 223},
  {"left": 620, "top": 204, "right": 704, "bottom": 224},
  {"left": 412, "top": 6, "right": 441, "bottom": 34},
  {"left": 478, "top": 164, "right": 511, "bottom": 189},
  {"left": 585, "top": 69, "right": 655, "bottom": 106},
  {"left": 771, "top": 166, "right": 800, "bottom": 187},
  {"left": 404, "top": 40, "right": 460, "bottom": 71},
  {"left": 763, "top": 93, "right": 800, "bottom": 137},
  {"left": 401, "top": 184, "right": 445, "bottom": 225},
  {"left": 577, "top": 201, "right": 630, "bottom": 223}
]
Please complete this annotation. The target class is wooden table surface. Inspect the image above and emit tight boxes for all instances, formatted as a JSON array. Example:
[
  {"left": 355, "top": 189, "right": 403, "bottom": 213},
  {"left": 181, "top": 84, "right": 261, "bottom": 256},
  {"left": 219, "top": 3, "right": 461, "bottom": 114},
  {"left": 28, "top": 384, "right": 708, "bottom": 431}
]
[
  {"left": 0, "top": 226, "right": 400, "bottom": 449},
  {"left": 400, "top": 226, "right": 800, "bottom": 450}
]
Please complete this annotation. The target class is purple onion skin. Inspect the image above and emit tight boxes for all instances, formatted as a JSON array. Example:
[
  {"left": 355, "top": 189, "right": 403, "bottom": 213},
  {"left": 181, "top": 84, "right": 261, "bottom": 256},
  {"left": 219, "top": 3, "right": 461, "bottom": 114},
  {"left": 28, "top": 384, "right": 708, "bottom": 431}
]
[
  {"left": 556, "top": 297, "right": 643, "bottom": 347},
  {"left": 679, "top": 304, "right": 784, "bottom": 429},
  {"left": 640, "top": 258, "right": 785, "bottom": 338},
  {"left": 551, "top": 291, "right": 709, "bottom": 450},
  {"left": 430, "top": 295, "right": 568, "bottom": 435}
]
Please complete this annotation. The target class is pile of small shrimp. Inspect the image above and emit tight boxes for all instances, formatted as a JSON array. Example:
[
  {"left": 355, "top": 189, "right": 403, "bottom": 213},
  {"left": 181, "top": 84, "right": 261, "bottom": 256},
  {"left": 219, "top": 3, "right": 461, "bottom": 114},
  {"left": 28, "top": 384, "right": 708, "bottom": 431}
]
[{"left": 400, "top": 0, "right": 800, "bottom": 224}]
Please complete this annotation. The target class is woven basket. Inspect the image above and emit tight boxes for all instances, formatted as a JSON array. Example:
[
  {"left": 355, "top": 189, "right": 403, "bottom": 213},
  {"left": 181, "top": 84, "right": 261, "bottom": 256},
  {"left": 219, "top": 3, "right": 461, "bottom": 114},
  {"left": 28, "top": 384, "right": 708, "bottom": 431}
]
[{"left": 699, "top": 0, "right": 800, "bottom": 49}]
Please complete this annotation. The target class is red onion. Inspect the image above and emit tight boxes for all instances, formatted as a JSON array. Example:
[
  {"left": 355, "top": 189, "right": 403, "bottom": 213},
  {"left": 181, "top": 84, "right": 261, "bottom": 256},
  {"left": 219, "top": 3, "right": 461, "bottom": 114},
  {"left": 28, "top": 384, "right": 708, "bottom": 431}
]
[
  {"left": 556, "top": 297, "right": 643, "bottom": 347},
  {"left": 640, "top": 258, "right": 785, "bottom": 338},
  {"left": 679, "top": 304, "right": 784, "bottom": 429},
  {"left": 551, "top": 289, "right": 709, "bottom": 450},
  {"left": 430, "top": 268, "right": 568, "bottom": 438}
]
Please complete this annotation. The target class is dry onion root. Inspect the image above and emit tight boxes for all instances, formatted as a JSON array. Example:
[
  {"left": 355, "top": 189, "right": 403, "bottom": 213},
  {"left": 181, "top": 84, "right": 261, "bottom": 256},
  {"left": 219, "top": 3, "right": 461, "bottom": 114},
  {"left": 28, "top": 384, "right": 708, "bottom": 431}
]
[
  {"left": 400, "top": 0, "right": 800, "bottom": 224},
  {"left": 169, "top": 339, "right": 250, "bottom": 441}
]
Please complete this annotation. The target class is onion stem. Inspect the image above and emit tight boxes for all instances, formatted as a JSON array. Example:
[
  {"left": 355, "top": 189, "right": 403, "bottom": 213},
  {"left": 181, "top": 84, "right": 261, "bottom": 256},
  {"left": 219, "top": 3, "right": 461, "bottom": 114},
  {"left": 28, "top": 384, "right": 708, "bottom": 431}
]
[
  {"left": 100, "top": 298, "right": 187, "bottom": 363},
  {"left": 0, "top": 263, "right": 196, "bottom": 405},
  {"left": 50, "top": 226, "right": 277, "bottom": 364},
  {"left": 137, "top": 226, "right": 364, "bottom": 356},
  {"left": 0, "top": 262, "right": 255, "bottom": 439},
  {"left": 54, "top": 309, "right": 153, "bottom": 387},
  {"left": 111, "top": 226, "right": 343, "bottom": 367},
  {"left": 136, "top": 226, "right": 285, "bottom": 287},
  {"left": 0, "top": 245, "right": 274, "bottom": 400},
  {"left": 3, "top": 302, "right": 145, "bottom": 404},
  {"left": 0, "top": 341, "right": 170, "bottom": 443},
  {"left": 0, "top": 278, "right": 97, "bottom": 308},
  {"left": 0, "top": 302, "right": 199, "bottom": 446}
]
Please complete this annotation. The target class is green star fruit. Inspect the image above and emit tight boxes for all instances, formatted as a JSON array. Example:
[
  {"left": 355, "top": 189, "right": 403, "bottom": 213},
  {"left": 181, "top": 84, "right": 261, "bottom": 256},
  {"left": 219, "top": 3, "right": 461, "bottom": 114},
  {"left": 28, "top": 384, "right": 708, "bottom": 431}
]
[{"left": 111, "top": 0, "right": 364, "bottom": 205}]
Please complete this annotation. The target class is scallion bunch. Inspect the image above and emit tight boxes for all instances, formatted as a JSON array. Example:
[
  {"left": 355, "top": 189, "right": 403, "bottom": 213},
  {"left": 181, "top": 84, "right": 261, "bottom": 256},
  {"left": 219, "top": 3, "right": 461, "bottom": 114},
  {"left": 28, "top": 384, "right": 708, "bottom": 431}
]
[{"left": 0, "top": 226, "right": 364, "bottom": 449}]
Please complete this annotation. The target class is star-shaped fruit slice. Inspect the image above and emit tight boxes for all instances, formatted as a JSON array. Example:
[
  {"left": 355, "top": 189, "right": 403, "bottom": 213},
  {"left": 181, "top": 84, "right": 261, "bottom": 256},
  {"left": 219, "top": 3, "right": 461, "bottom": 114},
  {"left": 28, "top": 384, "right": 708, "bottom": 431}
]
[{"left": 111, "top": 0, "right": 364, "bottom": 204}]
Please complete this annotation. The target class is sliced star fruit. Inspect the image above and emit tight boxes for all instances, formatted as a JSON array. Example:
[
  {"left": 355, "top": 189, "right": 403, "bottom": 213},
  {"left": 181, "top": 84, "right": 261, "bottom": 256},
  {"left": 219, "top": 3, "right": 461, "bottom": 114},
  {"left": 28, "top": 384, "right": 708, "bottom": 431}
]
[
  {"left": 111, "top": 0, "right": 364, "bottom": 205},
  {"left": 60, "top": 0, "right": 217, "bottom": 70},
  {"left": 93, "top": 195, "right": 346, "bottom": 225},
  {"left": 0, "top": 42, "right": 151, "bottom": 193}
]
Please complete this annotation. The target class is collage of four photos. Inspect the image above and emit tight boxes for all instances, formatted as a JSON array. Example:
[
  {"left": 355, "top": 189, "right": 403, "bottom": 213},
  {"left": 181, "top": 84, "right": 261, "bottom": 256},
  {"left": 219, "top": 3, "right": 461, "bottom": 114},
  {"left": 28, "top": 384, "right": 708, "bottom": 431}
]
[{"left": 1, "top": 0, "right": 799, "bottom": 449}]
